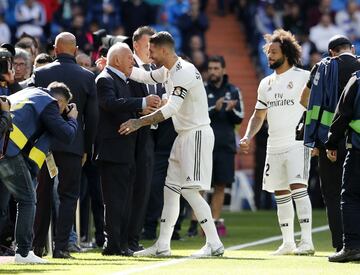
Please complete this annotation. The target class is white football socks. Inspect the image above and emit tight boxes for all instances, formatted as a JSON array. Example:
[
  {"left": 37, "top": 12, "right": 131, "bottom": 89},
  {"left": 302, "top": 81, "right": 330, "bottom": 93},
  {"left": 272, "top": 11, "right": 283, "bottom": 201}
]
[
  {"left": 275, "top": 193, "right": 295, "bottom": 244},
  {"left": 157, "top": 185, "right": 180, "bottom": 250},
  {"left": 182, "top": 189, "right": 222, "bottom": 246},
  {"left": 292, "top": 187, "right": 313, "bottom": 243}
]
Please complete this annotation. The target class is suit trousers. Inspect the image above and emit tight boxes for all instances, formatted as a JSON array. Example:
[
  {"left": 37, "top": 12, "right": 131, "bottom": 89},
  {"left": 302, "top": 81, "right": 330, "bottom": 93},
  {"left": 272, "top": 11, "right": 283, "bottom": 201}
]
[
  {"left": 143, "top": 152, "right": 169, "bottom": 238},
  {"left": 128, "top": 129, "right": 154, "bottom": 248},
  {"left": 342, "top": 149, "right": 360, "bottom": 249},
  {"left": 51, "top": 152, "right": 82, "bottom": 251},
  {"left": 318, "top": 144, "right": 346, "bottom": 249},
  {"left": 100, "top": 161, "right": 135, "bottom": 252}
]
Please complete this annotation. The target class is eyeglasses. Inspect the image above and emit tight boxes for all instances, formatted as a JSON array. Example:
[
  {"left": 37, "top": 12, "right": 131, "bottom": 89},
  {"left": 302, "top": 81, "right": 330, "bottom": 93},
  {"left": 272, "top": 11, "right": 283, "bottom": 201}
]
[{"left": 13, "top": 62, "right": 26, "bottom": 68}]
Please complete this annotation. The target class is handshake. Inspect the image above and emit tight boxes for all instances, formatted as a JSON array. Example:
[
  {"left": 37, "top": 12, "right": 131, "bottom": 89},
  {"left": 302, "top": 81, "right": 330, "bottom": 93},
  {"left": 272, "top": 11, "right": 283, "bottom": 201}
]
[{"left": 142, "top": 94, "right": 162, "bottom": 115}]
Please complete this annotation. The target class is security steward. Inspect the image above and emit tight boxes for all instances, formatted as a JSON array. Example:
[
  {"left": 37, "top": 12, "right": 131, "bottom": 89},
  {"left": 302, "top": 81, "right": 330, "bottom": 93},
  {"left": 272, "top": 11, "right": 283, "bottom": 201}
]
[
  {"left": 325, "top": 70, "right": 360, "bottom": 263},
  {"left": 0, "top": 82, "right": 78, "bottom": 263},
  {"left": 301, "top": 35, "right": 360, "bottom": 252}
]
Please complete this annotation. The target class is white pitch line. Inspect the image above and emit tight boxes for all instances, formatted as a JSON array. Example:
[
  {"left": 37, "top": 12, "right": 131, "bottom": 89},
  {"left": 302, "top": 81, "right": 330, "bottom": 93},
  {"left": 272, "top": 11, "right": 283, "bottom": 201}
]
[{"left": 112, "top": 225, "right": 329, "bottom": 275}]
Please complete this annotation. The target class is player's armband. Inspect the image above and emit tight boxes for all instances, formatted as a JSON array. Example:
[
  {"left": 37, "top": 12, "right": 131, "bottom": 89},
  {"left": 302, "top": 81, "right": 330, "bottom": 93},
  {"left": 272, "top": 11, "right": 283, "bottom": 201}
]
[{"left": 172, "top": 86, "right": 187, "bottom": 99}]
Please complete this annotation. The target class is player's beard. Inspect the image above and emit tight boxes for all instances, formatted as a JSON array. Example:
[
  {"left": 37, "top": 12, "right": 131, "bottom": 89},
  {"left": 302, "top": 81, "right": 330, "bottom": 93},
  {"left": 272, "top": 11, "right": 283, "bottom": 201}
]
[{"left": 269, "top": 55, "right": 285, "bottom": 70}]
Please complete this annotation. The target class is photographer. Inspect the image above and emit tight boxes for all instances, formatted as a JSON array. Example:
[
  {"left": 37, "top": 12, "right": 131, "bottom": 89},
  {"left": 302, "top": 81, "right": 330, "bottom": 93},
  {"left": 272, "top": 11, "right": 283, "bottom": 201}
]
[
  {"left": 0, "top": 82, "right": 78, "bottom": 264},
  {"left": 0, "top": 43, "right": 22, "bottom": 95}
]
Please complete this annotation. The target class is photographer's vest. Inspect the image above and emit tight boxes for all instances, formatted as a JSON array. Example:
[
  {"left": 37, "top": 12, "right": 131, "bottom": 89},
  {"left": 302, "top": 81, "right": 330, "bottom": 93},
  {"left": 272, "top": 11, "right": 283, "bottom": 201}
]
[
  {"left": 6, "top": 88, "right": 56, "bottom": 170},
  {"left": 348, "top": 71, "right": 360, "bottom": 150},
  {"left": 304, "top": 57, "right": 339, "bottom": 148}
]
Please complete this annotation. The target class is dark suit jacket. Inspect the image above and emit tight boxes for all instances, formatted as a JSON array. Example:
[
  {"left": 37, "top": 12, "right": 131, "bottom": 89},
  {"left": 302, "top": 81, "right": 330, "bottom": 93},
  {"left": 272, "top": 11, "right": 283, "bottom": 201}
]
[
  {"left": 95, "top": 67, "right": 143, "bottom": 164},
  {"left": 28, "top": 53, "right": 98, "bottom": 156},
  {"left": 128, "top": 62, "right": 164, "bottom": 161}
]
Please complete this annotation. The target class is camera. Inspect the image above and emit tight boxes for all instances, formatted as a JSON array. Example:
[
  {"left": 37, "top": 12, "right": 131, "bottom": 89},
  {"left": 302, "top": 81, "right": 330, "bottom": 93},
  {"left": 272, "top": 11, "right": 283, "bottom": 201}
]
[
  {"left": 92, "top": 29, "right": 132, "bottom": 56},
  {"left": 0, "top": 49, "right": 12, "bottom": 75},
  {"left": 0, "top": 43, "right": 15, "bottom": 81}
]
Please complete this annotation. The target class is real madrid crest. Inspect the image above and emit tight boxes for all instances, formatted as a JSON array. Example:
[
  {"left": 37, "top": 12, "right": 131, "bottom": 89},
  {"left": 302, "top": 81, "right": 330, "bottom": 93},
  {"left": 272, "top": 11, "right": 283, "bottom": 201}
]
[
  {"left": 287, "top": 81, "right": 293, "bottom": 89},
  {"left": 174, "top": 86, "right": 182, "bottom": 96}
]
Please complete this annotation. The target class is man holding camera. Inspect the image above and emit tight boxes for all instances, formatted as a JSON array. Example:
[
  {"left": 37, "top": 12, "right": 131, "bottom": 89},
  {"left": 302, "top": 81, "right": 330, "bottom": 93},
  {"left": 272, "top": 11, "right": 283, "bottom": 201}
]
[
  {"left": 0, "top": 43, "right": 23, "bottom": 96},
  {"left": 0, "top": 82, "right": 78, "bottom": 263}
]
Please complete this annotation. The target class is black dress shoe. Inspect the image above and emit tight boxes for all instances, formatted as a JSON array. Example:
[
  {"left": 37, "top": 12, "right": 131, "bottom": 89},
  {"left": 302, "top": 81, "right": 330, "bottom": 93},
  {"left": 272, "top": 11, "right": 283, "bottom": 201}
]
[
  {"left": 102, "top": 248, "right": 122, "bottom": 256},
  {"left": 53, "top": 250, "right": 74, "bottom": 259},
  {"left": 120, "top": 248, "right": 134, "bottom": 256},
  {"left": 67, "top": 243, "right": 82, "bottom": 253},
  {"left": 328, "top": 248, "right": 360, "bottom": 262},
  {"left": 33, "top": 246, "right": 45, "bottom": 258}
]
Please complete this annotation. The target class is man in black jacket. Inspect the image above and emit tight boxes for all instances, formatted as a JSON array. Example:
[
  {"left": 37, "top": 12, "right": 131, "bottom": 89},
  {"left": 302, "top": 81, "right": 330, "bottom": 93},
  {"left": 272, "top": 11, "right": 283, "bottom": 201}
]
[
  {"left": 29, "top": 32, "right": 99, "bottom": 259},
  {"left": 325, "top": 72, "right": 360, "bottom": 262},
  {"left": 96, "top": 42, "right": 160, "bottom": 256},
  {"left": 204, "top": 55, "right": 243, "bottom": 235},
  {"left": 127, "top": 26, "right": 163, "bottom": 252}
]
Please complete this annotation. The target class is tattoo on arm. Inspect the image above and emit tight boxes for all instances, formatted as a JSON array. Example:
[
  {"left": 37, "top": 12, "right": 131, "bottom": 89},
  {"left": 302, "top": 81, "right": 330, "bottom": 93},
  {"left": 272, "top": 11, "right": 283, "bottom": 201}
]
[{"left": 139, "top": 109, "right": 165, "bottom": 127}]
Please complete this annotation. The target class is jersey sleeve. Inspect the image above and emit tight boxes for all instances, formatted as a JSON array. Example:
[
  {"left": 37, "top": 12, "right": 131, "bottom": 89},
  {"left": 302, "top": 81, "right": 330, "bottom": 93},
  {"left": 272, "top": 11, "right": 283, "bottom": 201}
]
[
  {"left": 160, "top": 65, "right": 196, "bottom": 119},
  {"left": 130, "top": 66, "right": 167, "bottom": 84},
  {"left": 255, "top": 78, "right": 268, "bottom": 109}
]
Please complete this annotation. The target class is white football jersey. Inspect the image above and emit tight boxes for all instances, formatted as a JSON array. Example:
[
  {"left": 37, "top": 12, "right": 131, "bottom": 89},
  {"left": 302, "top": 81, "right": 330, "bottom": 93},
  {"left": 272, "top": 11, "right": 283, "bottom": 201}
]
[
  {"left": 130, "top": 57, "right": 210, "bottom": 132},
  {"left": 255, "top": 67, "right": 309, "bottom": 153}
]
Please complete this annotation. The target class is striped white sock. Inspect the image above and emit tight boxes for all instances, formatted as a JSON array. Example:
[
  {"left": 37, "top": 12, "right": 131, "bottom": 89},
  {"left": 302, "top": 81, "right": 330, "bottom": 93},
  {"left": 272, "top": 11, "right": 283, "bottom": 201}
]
[
  {"left": 292, "top": 188, "right": 312, "bottom": 243},
  {"left": 275, "top": 194, "right": 295, "bottom": 244}
]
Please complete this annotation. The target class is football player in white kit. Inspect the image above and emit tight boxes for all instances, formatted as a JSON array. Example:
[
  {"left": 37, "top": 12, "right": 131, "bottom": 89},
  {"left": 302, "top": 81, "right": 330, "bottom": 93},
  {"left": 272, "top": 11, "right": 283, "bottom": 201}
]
[
  {"left": 240, "top": 29, "right": 314, "bottom": 255},
  {"left": 119, "top": 32, "right": 224, "bottom": 257}
]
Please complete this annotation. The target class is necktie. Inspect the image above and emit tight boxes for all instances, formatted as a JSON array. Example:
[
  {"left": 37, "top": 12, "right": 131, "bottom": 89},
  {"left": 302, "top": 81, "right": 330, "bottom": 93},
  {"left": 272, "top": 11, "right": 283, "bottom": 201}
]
[{"left": 143, "top": 64, "right": 156, "bottom": 95}]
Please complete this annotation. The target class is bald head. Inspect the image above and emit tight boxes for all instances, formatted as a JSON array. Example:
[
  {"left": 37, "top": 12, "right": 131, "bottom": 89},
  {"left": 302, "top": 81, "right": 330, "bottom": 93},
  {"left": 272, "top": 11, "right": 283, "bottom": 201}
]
[
  {"left": 54, "top": 32, "right": 77, "bottom": 56},
  {"left": 106, "top": 42, "right": 134, "bottom": 77}
]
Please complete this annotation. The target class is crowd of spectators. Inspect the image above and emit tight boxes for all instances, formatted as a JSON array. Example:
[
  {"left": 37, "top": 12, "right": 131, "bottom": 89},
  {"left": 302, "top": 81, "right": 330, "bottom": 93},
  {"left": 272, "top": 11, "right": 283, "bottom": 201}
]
[
  {"left": 0, "top": 0, "right": 209, "bottom": 76},
  {"left": 236, "top": 0, "right": 360, "bottom": 76}
]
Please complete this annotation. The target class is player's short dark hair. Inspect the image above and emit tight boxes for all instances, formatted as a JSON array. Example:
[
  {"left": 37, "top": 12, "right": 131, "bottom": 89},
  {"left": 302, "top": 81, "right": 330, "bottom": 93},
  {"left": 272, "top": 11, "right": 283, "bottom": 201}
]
[
  {"left": 47, "top": 81, "right": 72, "bottom": 102},
  {"left": 208, "top": 55, "right": 226, "bottom": 68},
  {"left": 34, "top": 53, "right": 53, "bottom": 65},
  {"left": 132, "top": 26, "right": 156, "bottom": 42},
  {"left": 149, "top": 31, "right": 175, "bottom": 49},
  {"left": 263, "top": 29, "right": 302, "bottom": 67}
]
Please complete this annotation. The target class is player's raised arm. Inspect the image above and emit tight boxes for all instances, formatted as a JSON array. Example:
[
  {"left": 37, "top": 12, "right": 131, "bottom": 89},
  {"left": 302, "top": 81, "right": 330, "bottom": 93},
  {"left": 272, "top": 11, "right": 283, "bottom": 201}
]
[{"left": 130, "top": 66, "right": 167, "bottom": 85}]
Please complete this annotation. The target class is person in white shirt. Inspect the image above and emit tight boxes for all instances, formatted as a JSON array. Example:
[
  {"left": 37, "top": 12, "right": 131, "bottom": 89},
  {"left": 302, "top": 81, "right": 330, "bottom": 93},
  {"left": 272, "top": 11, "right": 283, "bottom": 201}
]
[
  {"left": 119, "top": 31, "right": 224, "bottom": 257},
  {"left": 240, "top": 29, "right": 314, "bottom": 256}
]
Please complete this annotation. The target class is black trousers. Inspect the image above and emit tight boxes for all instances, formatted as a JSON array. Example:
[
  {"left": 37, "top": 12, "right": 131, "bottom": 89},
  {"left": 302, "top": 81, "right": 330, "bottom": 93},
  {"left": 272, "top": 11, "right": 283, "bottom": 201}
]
[
  {"left": 53, "top": 152, "right": 82, "bottom": 251},
  {"left": 318, "top": 144, "right": 346, "bottom": 249},
  {"left": 80, "top": 160, "right": 104, "bottom": 246},
  {"left": 33, "top": 165, "right": 52, "bottom": 249},
  {"left": 100, "top": 161, "right": 135, "bottom": 252},
  {"left": 143, "top": 152, "right": 169, "bottom": 238},
  {"left": 33, "top": 152, "right": 82, "bottom": 251},
  {"left": 127, "top": 130, "right": 154, "bottom": 248},
  {"left": 342, "top": 149, "right": 360, "bottom": 249}
]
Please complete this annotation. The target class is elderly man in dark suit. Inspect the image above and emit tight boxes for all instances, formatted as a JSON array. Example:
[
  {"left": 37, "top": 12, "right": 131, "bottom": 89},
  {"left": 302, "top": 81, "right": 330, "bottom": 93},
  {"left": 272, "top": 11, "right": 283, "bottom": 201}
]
[
  {"left": 29, "top": 32, "right": 99, "bottom": 259},
  {"left": 96, "top": 42, "right": 160, "bottom": 256}
]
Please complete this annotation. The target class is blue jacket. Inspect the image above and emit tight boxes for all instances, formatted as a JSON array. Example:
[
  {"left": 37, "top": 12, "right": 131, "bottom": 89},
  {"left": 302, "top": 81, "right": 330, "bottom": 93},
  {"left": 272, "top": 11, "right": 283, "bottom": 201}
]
[
  {"left": 3, "top": 87, "right": 77, "bottom": 175},
  {"left": 304, "top": 57, "right": 339, "bottom": 148}
]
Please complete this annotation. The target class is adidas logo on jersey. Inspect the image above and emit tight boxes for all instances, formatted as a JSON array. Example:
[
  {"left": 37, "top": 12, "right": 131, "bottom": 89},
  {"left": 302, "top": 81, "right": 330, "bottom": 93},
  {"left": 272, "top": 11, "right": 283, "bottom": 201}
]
[{"left": 186, "top": 176, "right": 191, "bottom": 182}]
